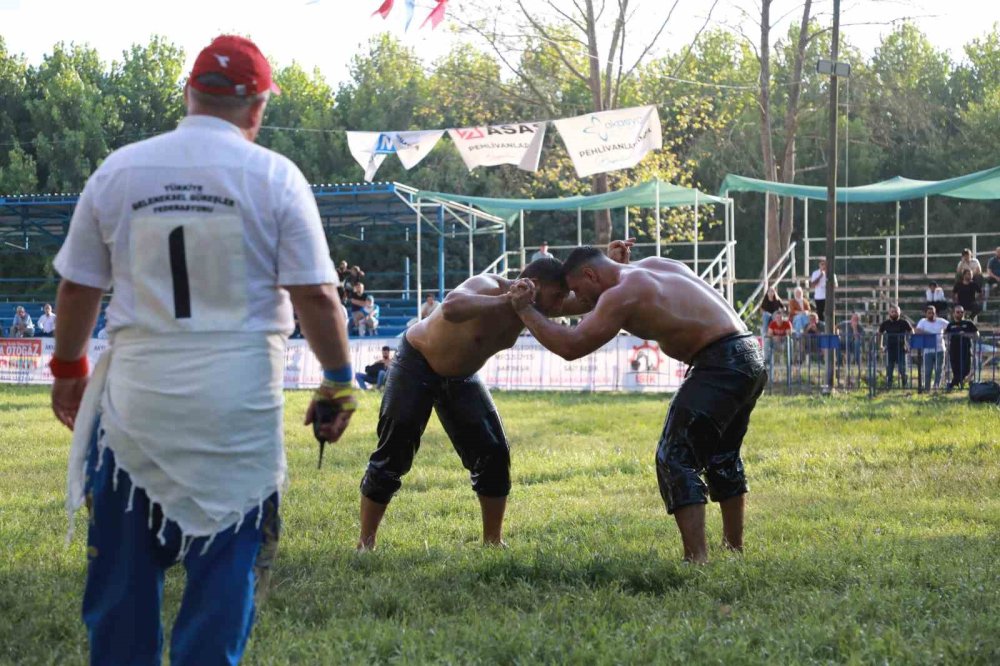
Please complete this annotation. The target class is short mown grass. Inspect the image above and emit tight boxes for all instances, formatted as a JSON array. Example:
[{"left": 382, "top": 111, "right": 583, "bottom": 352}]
[{"left": 1, "top": 385, "right": 998, "bottom": 664}]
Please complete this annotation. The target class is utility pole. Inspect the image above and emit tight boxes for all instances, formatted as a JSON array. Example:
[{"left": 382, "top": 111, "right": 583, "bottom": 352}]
[{"left": 820, "top": 0, "right": 844, "bottom": 390}]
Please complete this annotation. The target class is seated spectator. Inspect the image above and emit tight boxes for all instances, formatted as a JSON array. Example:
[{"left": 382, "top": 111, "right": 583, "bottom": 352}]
[
  {"left": 336, "top": 286, "right": 350, "bottom": 328},
  {"left": 986, "top": 246, "right": 1000, "bottom": 305},
  {"left": 36, "top": 303, "right": 56, "bottom": 337},
  {"left": 944, "top": 306, "right": 978, "bottom": 390},
  {"left": 9, "top": 306, "right": 34, "bottom": 338},
  {"left": 924, "top": 281, "right": 948, "bottom": 314},
  {"left": 788, "top": 287, "right": 811, "bottom": 333},
  {"left": 421, "top": 293, "right": 440, "bottom": 319},
  {"left": 766, "top": 309, "right": 792, "bottom": 371},
  {"left": 915, "top": 306, "right": 949, "bottom": 391},
  {"left": 759, "top": 286, "right": 784, "bottom": 338},
  {"left": 878, "top": 304, "right": 913, "bottom": 389},
  {"left": 802, "top": 311, "right": 825, "bottom": 362},
  {"left": 355, "top": 346, "right": 394, "bottom": 390},
  {"left": 952, "top": 269, "right": 982, "bottom": 318},
  {"left": 838, "top": 312, "right": 865, "bottom": 368},
  {"left": 349, "top": 282, "right": 367, "bottom": 333},
  {"left": 956, "top": 248, "right": 983, "bottom": 287},
  {"left": 357, "top": 295, "right": 380, "bottom": 337},
  {"left": 531, "top": 241, "right": 554, "bottom": 262}
]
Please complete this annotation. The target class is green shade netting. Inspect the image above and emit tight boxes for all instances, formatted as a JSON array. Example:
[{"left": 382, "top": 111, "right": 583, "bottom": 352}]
[
  {"left": 718, "top": 165, "right": 1000, "bottom": 203},
  {"left": 417, "top": 179, "right": 727, "bottom": 223}
]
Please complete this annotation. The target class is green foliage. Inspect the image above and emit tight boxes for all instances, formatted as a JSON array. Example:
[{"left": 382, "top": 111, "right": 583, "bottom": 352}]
[{"left": 1, "top": 387, "right": 998, "bottom": 663}]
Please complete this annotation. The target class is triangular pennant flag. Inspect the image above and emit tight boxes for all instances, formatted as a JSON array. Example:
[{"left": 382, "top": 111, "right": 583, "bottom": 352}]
[
  {"left": 346, "top": 131, "right": 394, "bottom": 182},
  {"left": 389, "top": 130, "right": 445, "bottom": 169},
  {"left": 404, "top": 0, "right": 416, "bottom": 30},
  {"left": 420, "top": 0, "right": 449, "bottom": 29},
  {"left": 447, "top": 122, "right": 547, "bottom": 172},
  {"left": 553, "top": 105, "right": 662, "bottom": 177},
  {"left": 372, "top": 0, "right": 394, "bottom": 19}
]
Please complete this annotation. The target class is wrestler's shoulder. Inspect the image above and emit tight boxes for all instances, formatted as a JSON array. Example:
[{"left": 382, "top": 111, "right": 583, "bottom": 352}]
[{"left": 456, "top": 273, "right": 509, "bottom": 294}]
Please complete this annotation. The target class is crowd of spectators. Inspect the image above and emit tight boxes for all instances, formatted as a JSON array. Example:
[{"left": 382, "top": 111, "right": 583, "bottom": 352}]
[{"left": 7, "top": 304, "right": 56, "bottom": 338}]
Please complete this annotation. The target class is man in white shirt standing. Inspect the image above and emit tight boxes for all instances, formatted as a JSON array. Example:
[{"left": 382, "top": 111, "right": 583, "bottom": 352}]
[
  {"left": 915, "top": 305, "right": 949, "bottom": 391},
  {"left": 809, "top": 259, "right": 830, "bottom": 322},
  {"left": 49, "top": 35, "right": 356, "bottom": 665},
  {"left": 37, "top": 303, "right": 56, "bottom": 337}
]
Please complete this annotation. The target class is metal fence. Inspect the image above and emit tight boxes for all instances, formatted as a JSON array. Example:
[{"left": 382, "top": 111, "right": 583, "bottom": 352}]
[{"left": 762, "top": 331, "right": 1000, "bottom": 396}]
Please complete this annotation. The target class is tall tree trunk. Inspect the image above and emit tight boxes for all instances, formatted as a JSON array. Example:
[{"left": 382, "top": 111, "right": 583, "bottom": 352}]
[
  {"left": 757, "top": 0, "right": 779, "bottom": 274},
  {"left": 585, "top": 0, "right": 612, "bottom": 246}
]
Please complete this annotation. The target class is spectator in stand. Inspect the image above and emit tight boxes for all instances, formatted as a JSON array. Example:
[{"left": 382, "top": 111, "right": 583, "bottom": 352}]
[
  {"left": 766, "top": 308, "right": 792, "bottom": 371},
  {"left": 838, "top": 312, "right": 865, "bottom": 370},
  {"left": 758, "top": 286, "right": 784, "bottom": 338},
  {"left": 37, "top": 303, "right": 57, "bottom": 337},
  {"left": 788, "top": 286, "right": 811, "bottom": 334},
  {"left": 349, "top": 282, "right": 367, "bottom": 333},
  {"left": 944, "top": 306, "right": 978, "bottom": 390},
  {"left": 10, "top": 306, "right": 34, "bottom": 338},
  {"left": 809, "top": 259, "right": 832, "bottom": 322},
  {"left": 358, "top": 295, "right": 380, "bottom": 337},
  {"left": 924, "top": 280, "right": 948, "bottom": 314},
  {"left": 336, "top": 286, "right": 350, "bottom": 330},
  {"left": 802, "top": 311, "right": 824, "bottom": 362},
  {"left": 878, "top": 304, "right": 913, "bottom": 389},
  {"left": 530, "top": 241, "right": 554, "bottom": 262},
  {"left": 985, "top": 246, "right": 1000, "bottom": 305},
  {"left": 952, "top": 269, "right": 982, "bottom": 318},
  {"left": 421, "top": 293, "right": 440, "bottom": 319},
  {"left": 956, "top": 248, "right": 983, "bottom": 288},
  {"left": 355, "top": 346, "right": 393, "bottom": 390},
  {"left": 915, "top": 305, "right": 949, "bottom": 391},
  {"left": 336, "top": 260, "right": 350, "bottom": 285}
]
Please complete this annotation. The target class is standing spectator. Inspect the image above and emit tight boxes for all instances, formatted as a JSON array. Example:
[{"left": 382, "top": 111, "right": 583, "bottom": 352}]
[
  {"left": 358, "top": 295, "right": 380, "bottom": 336},
  {"left": 924, "top": 280, "right": 948, "bottom": 314},
  {"left": 530, "top": 241, "right": 554, "bottom": 262},
  {"left": 788, "top": 286, "right": 811, "bottom": 334},
  {"left": 985, "top": 246, "right": 1000, "bottom": 306},
  {"left": 47, "top": 35, "right": 355, "bottom": 665},
  {"left": 952, "top": 269, "right": 982, "bottom": 318},
  {"left": 878, "top": 305, "right": 913, "bottom": 389},
  {"left": 944, "top": 306, "right": 978, "bottom": 390},
  {"left": 758, "top": 286, "right": 784, "bottom": 338},
  {"left": 809, "top": 259, "right": 831, "bottom": 321},
  {"left": 421, "top": 293, "right": 440, "bottom": 319},
  {"left": 9, "top": 306, "right": 34, "bottom": 337},
  {"left": 355, "top": 346, "right": 393, "bottom": 390},
  {"left": 766, "top": 309, "right": 792, "bottom": 372},
  {"left": 37, "top": 303, "right": 57, "bottom": 337},
  {"left": 915, "top": 306, "right": 949, "bottom": 391},
  {"left": 956, "top": 248, "right": 983, "bottom": 287},
  {"left": 336, "top": 259, "right": 350, "bottom": 284},
  {"left": 838, "top": 312, "right": 865, "bottom": 370}
]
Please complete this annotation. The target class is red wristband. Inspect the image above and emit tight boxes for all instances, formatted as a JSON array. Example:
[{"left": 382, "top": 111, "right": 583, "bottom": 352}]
[{"left": 49, "top": 355, "right": 89, "bottom": 379}]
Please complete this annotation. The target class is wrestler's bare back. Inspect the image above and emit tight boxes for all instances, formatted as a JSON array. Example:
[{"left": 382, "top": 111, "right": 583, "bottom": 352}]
[
  {"left": 405, "top": 275, "right": 524, "bottom": 377},
  {"left": 607, "top": 257, "right": 746, "bottom": 363}
]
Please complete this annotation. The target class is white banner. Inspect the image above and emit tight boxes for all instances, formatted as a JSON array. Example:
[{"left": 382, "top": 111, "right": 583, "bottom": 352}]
[
  {"left": 553, "top": 105, "right": 662, "bottom": 178},
  {"left": 345, "top": 130, "right": 445, "bottom": 182},
  {"left": 447, "top": 122, "right": 546, "bottom": 172},
  {"left": 1, "top": 335, "right": 688, "bottom": 393}
]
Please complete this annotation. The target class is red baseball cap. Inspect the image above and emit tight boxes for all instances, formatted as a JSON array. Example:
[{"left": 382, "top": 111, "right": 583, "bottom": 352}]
[{"left": 188, "top": 35, "right": 281, "bottom": 97}]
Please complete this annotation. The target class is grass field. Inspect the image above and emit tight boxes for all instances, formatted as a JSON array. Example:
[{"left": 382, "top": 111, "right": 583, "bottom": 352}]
[{"left": 1, "top": 385, "right": 999, "bottom": 665}]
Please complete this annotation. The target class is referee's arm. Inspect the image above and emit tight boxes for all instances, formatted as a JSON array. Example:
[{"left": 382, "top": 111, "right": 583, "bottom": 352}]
[
  {"left": 51, "top": 279, "right": 104, "bottom": 429},
  {"left": 287, "top": 283, "right": 351, "bottom": 370}
]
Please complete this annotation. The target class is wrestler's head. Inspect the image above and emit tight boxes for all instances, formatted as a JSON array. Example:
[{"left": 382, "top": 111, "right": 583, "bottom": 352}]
[
  {"left": 518, "top": 257, "right": 568, "bottom": 316},
  {"left": 561, "top": 246, "right": 614, "bottom": 310}
]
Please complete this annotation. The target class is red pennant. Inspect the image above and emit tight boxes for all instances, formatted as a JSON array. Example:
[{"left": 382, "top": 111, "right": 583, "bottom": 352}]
[
  {"left": 420, "top": 0, "right": 449, "bottom": 29},
  {"left": 372, "top": 0, "right": 394, "bottom": 18}
]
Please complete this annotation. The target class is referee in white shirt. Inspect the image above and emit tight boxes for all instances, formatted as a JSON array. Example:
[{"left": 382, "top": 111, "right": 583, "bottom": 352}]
[{"left": 49, "top": 35, "right": 356, "bottom": 666}]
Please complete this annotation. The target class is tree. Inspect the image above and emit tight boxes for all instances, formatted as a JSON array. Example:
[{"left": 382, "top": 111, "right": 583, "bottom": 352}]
[
  {"left": 109, "top": 36, "right": 185, "bottom": 143},
  {"left": 25, "top": 42, "right": 122, "bottom": 191},
  {"left": 0, "top": 143, "right": 38, "bottom": 194},
  {"left": 456, "top": 0, "right": 720, "bottom": 244}
]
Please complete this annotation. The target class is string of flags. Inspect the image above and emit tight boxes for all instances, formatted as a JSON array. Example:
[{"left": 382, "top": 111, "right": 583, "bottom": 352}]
[
  {"left": 372, "top": 0, "right": 449, "bottom": 31},
  {"left": 346, "top": 105, "right": 663, "bottom": 182}
]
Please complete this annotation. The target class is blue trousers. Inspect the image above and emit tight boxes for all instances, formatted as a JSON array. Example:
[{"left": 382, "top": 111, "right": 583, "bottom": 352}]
[
  {"left": 922, "top": 351, "right": 944, "bottom": 391},
  {"left": 82, "top": 432, "right": 280, "bottom": 666},
  {"left": 885, "top": 347, "right": 907, "bottom": 388}
]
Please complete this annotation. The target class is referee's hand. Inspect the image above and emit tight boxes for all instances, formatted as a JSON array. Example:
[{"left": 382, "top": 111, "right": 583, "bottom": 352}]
[
  {"left": 52, "top": 376, "right": 88, "bottom": 430},
  {"left": 304, "top": 380, "right": 357, "bottom": 443}
]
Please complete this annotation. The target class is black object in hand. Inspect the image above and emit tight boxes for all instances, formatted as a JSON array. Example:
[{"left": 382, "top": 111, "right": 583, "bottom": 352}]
[{"left": 312, "top": 400, "right": 339, "bottom": 469}]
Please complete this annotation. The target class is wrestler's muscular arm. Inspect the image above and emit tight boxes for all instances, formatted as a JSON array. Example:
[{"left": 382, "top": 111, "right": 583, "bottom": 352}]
[
  {"left": 513, "top": 282, "right": 633, "bottom": 361},
  {"left": 439, "top": 275, "right": 511, "bottom": 323}
]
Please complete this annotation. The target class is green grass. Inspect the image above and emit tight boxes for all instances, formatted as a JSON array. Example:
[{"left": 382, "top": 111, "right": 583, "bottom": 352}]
[{"left": 1, "top": 385, "right": 999, "bottom": 665}]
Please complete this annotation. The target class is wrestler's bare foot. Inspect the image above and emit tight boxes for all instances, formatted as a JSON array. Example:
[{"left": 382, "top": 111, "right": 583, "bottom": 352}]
[
  {"left": 356, "top": 536, "right": 376, "bottom": 553},
  {"left": 483, "top": 539, "right": 508, "bottom": 549}
]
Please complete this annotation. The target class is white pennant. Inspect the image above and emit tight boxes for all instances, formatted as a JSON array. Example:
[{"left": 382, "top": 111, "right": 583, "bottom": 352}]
[
  {"left": 447, "top": 122, "right": 547, "bottom": 172},
  {"left": 346, "top": 131, "right": 391, "bottom": 182},
  {"left": 389, "top": 130, "right": 445, "bottom": 170},
  {"left": 553, "top": 105, "right": 662, "bottom": 178}
]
